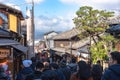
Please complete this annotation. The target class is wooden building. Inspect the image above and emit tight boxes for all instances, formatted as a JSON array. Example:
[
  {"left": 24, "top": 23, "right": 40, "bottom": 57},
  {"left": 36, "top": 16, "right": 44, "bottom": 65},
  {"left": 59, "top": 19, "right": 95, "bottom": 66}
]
[
  {"left": 51, "top": 28, "right": 90, "bottom": 62},
  {"left": 44, "top": 31, "right": 58, "bottom": 49},
  {"left": 107, "top": 15, "right": 120, "bottom": 51},
  {"left": 53, "top": 28, "right": 80, "bottom": 48},
  {"left": 0, "top": 3, "right": 27, "bottom": 79}
]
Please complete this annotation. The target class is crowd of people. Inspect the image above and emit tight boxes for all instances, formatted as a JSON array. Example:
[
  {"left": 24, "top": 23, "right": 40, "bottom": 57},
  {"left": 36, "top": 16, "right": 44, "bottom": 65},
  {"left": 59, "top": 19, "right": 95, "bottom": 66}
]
[
  {"left": 0, "top": 51, "right": 120, "bottom": 80},
  {"left": 0, "top": 63, "right": 11, "bottom": 80}
]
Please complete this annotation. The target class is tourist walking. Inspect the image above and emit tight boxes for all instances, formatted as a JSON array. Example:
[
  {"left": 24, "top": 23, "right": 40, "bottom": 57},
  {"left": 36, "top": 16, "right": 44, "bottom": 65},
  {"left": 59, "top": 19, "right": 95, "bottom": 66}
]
[
  {"left": 0, "top": 66, "right": 11, "bottom": 80},
  {"left": 70, "top": 60, "right": 93, "bottom": 80},
  {"left": 92, "top": 64, "right": 102, "bottom": 80},
  {"left": 25, "top": 61, "right": 44, "bottom": 80},
  {"left": 102, "top": 51, "right": 120, "bottom": 80},
  {"left": 16, "top": 60, "right": 34, "bottom": 80}
]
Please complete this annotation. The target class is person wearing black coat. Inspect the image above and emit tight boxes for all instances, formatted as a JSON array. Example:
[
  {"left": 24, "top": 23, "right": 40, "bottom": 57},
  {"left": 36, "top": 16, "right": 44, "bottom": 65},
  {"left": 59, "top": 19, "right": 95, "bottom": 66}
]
[
  {"left": 40, "top": 62, "right": 58, "bottom": 80},
  {"left": 16, "top": 60, "right": 34, "bottom": 80},
  {"left": 92, "top": 64, "right": 102, "bottom": 80},
  {"left": 50, "top": 63, "right": 66, "bottom": 80},
  {"left": 0, "top": 67, "right": 11, "bottom": 80},
  {"left": 26, "top": 61, "right": 44, "bottom": 80},
  {"left": 102, "top": 51, "right": 120, "bottom": 80},
  {"left": 59, "top": 61, "right": 71, "bottom": 80}
]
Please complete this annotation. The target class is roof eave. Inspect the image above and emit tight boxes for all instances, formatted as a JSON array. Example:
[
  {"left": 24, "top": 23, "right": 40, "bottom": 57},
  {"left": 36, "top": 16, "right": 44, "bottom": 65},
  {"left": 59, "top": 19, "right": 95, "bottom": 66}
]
[{"left": 0, "top": 3, "right": 24, "bottom": 20}]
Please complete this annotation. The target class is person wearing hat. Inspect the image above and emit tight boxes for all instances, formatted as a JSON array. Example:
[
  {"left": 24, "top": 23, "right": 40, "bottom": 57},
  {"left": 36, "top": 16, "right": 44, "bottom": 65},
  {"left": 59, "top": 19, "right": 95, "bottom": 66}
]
[{"left": 16, "top": 60, "right": 34, "bottom": 80}]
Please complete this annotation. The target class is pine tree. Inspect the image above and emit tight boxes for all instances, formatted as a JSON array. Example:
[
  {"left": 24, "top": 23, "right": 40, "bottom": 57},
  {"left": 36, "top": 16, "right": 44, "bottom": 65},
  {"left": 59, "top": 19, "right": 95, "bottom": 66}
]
[{"left": 73, "top": 6, "right": 117, "bottom": 63}]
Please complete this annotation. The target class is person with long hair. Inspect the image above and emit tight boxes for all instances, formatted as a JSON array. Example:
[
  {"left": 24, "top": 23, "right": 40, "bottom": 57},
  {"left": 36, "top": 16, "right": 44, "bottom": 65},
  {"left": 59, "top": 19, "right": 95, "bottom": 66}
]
[
  {"left": 92, "top": 64, "right": 102, "bottom": 80},
  {"left": 70, "top": 60, "right": 93, "bottom": 80}
]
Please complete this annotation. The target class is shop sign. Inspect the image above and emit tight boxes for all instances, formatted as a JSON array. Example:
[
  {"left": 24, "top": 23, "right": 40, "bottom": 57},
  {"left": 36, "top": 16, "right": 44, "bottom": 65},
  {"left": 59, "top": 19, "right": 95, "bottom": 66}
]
[{"left": 0, "top": 48, "right": 10, "bottom": 59}]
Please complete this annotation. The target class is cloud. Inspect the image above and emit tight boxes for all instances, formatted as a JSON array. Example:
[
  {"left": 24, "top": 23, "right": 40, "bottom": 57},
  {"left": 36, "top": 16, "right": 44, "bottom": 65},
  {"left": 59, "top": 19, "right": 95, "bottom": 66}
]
[
  {"left": 25, "top": 0, "right": 44, "bottom": 4},
  {"left": 35, "top": 15, "right": 74, "bottom": 39},
  {"left": 60, "top": 0, "right": 120, "bottom": 10},
  {"left": 5, "top": 3, "right": 21, "bottom": 10},
  {"left": 0, "top": 2, "right": 21, "bottom": 10},
  {"left": 0, "top": 0, "right": 8, "bottom": 2},
  {"left": 35, "top": 15, "right": 74, "bottom": 32},
  {"left": 60, "top": 0, "right": 119, "bottom": 4}
]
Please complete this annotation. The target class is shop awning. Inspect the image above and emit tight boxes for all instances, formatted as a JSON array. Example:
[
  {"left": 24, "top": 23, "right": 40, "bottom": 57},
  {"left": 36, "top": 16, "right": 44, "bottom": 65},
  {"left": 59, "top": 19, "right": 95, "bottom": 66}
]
[
  {"left": 78, "top": 46, "right": 89, "bottom": 53},
  {"left": 0, "top": 39, "right": 28, "bottom": 53},
  {"left": 51, "top": 47, "right": 80, "bottom": 57},
  {"left": 11, "top": 44, "right": 28, "bottom": 53},
  {"left": 51, "top": 48, "right": 66, "bottom": 56}
]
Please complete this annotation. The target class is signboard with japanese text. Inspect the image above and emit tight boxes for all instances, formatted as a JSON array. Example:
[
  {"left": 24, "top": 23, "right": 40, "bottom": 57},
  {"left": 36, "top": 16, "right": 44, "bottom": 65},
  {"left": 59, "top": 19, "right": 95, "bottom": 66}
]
[{"left": 0, "top": 48, "right": 10, "bottom": 59}]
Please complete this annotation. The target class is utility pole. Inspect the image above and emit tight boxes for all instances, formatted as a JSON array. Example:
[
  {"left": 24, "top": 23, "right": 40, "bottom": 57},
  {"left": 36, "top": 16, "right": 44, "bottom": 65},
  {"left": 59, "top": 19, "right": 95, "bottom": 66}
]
[
  {"left": 32, "top": 0, "right": 35, "bottom": 56},
  {"left": 70, "top": 39, "right": 72, "bottom": 58},
  {"left": 26, "top": 0, "right": 35, "bottom": 59}
]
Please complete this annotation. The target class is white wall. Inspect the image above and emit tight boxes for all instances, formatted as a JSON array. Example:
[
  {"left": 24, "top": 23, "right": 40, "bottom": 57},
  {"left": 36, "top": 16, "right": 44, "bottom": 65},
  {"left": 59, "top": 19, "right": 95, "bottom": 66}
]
[{"left": 44, "top": 32, "right": 58, "bottom": 49}]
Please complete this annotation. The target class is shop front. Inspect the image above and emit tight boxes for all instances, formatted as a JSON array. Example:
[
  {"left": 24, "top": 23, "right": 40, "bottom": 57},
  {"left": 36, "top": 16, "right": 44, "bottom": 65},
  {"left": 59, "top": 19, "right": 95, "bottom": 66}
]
[
  {"left": 0, "top": 3, "right": 27, "bottom": 80},
  {"left": 0, "top": 39, "right": 28, "bottom": 80}
]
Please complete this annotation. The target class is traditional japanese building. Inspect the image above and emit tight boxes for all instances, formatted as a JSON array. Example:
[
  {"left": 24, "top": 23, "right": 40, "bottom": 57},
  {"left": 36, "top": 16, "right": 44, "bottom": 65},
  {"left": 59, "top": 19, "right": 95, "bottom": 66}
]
[
  {"left": 50, "top": 28, "right": 90, "bottom": 62},
  {"left": 0, "top": 3, "right": 27, "bottom": 79}
]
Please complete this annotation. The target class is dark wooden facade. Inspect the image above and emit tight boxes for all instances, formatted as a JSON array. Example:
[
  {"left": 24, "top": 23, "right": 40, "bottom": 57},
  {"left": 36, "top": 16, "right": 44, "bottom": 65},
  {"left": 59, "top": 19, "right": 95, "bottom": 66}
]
[
  {"left": 0, "top": 3, "right": 27, "bottom": 80},
  {"left": 0, "top": 28, "right": 27, "bottom": 79},
  {"left": 52, "top": 28, "right": 81, "bottom": 59},
  {"left": 54, "top": 34, "right": 80, "bottom": 48}
]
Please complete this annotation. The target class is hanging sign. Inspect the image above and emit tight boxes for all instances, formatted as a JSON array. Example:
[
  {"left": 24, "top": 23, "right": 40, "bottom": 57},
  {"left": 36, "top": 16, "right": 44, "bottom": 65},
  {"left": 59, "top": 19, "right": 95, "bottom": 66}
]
[{"left": 0, "top": 48, "right": 10, "bottom": 59}]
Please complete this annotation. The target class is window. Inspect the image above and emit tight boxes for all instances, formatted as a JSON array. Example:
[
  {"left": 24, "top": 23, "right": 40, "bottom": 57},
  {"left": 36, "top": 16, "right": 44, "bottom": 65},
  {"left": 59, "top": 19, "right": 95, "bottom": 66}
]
[
  {"left": 60, "top": 44, "right": 64, "bottom": 47},
  {"left": 0, "top": 12, "right": 8, "bottom": 29}
]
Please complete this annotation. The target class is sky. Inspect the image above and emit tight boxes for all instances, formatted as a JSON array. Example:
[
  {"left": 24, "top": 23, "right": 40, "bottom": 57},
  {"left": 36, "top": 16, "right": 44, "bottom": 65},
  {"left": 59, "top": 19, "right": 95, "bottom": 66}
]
[{"left": 0, "top": 0, "right": 120, "bottom": 40}]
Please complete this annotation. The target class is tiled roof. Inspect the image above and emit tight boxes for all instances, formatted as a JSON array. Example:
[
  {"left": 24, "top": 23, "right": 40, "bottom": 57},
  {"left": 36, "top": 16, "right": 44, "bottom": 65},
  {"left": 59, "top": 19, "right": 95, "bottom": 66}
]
[
  {"left": 53, "top": 28, "right": 80, "bottom": 40},
  {"left": 0, "top": 3, "right": 24, "bottom": 20},
  {"left": 65, "top": 37, "right": 90, "bottom": 49},
  {"left": 51, "top": 47, "right": 80, "bottom": 57},
  {"left": 65, "top": 34, "right": 102, "bottom": 50},
  {"left": 0, "top": 39, "right": 28, "bottom": 53},
  {"left": 44, "top": 31, "right": 57, "bottom": 35},
  {"left": 107, "top": 15, "right": 120, "bottom": 24},
  {"left": 0, "top": 28, "right": 10, "bottom": 37},
  {"left": 72, "top": 38, "right": 90, "bottom": 49}
]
